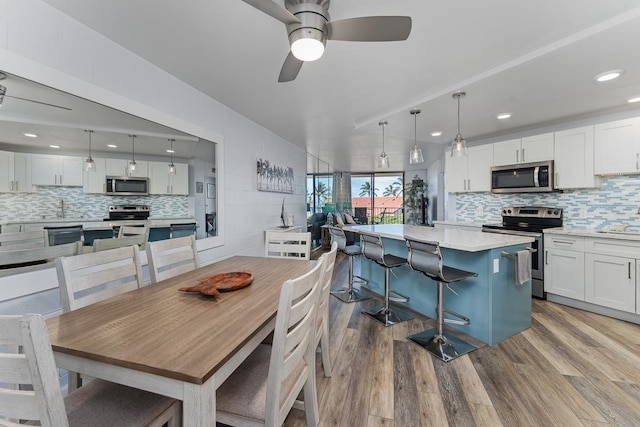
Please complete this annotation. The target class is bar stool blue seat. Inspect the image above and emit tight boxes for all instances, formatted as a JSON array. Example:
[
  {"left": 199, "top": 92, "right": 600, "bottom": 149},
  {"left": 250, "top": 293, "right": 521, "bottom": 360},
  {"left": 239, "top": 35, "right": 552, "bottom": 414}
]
[
  {"left": 327, "top": 225, "right": 371, "bottom": 303},
  {"left": 359, "top": 230, "right": 413, "bottom": 326},
  {"left": 405, "top": 235, "right": 478, "bottom": 362}
]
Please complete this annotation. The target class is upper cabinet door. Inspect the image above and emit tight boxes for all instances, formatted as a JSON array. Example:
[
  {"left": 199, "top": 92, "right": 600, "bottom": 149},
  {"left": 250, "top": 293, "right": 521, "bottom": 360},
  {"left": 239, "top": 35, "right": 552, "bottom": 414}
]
[
  {"left": 493, "top": 139, "right": 521, "bottom": 166},
  {"left": 520, "top": 133, "right": 554, "bottom": 163},
  {"left": 31, "top": 155, "right": 83, "bottom": 186},
  {"left": 594, "top": 117, "right": 640, "bottom": 175},
  {"left": 466, "top": 144, "right": 493, "bottom": 192},
  {"left": 554, "top": 126, "right": 600, "bottom": 189},
  {"left": 0, "top": 150, "right": 15, "bottom": 192},
  {"left": 445, "top": 152, "right": 468, "bottom": 193}
]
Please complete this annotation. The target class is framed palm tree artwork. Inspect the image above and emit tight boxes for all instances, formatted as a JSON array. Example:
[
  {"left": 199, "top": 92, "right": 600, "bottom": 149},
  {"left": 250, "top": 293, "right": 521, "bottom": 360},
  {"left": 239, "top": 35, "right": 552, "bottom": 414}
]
[{"left": 257, "top": 158, "right": 294, "bottom": 193}]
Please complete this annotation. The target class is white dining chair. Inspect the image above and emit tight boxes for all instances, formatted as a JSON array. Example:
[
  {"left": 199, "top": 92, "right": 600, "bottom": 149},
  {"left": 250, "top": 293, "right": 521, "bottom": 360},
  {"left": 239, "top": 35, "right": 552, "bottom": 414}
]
[
  {"left": 316, "top": 241, "right": 338, "bottom": 377},
  {"left": 92, "top": 234, "right": 148, "bottom": 252},
  {"left": 146, "top": 235, "right": 199, "bottom": 283},
  {"left": 117, "top": 224, "right": 149, "bottom": 249},
  {"left": 216, "top": 257, "right": 324, "bottom": 426},
  {"left": 56, "top": 245, "right": 144, "bottom": 312},
  {"left": 264, "top": 231, "right": 311, "bottom": 260},
  {"left": 0, "top": 242, "right": 81, "bottom": 278},
  {"left": 0, "top": 313, "right": 181, "bottom": 427},
  {"left": 0, "top": 229, "right": 48, "bottom": 250}
]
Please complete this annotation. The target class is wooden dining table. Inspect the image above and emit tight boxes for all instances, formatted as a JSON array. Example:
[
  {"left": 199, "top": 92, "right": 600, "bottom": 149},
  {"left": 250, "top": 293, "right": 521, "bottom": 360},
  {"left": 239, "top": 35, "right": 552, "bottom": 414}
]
[{"left": 46, "top": 255, "right": 315, "bottom": 427}]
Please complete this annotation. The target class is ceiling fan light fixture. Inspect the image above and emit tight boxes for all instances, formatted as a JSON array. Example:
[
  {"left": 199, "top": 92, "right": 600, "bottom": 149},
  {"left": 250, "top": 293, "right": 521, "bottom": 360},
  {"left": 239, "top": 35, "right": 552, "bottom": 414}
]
[
  {"left": 450, "top": 92, "right": 469, "bottom": 157},
  {"left": 290, "top": 28, "right": 326, "bottom": 62},
  {"left": 377, "top": 121, "right": 389, "bottom": 168},
  {"left": 409, "top": 109, "right": 424, "bottom": 164},
  {"left": 84, "top": 129, "right": 96, "bottom": 173}
]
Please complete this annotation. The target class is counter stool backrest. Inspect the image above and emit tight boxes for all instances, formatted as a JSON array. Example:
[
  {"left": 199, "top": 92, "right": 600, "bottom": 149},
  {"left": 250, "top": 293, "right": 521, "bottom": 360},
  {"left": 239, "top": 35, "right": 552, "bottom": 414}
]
[
  {"left": 359, "top": 232, "right": 386, "bottom": 265},
  {"left": 327, "top": 225, "right": 347, "bottom": 251},
  {"left": 405, "top": 238, "right": 444, "bottom": 280}
]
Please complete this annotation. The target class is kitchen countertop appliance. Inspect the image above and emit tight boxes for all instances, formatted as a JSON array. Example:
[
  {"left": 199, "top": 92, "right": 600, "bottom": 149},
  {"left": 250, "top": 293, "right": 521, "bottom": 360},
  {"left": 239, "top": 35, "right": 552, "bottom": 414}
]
[
  {"left": 482, "top": 206, "right": 563, "bottom": 299},
  {"left": 106, "top": 205, "right": 150, "bottom": 221}
]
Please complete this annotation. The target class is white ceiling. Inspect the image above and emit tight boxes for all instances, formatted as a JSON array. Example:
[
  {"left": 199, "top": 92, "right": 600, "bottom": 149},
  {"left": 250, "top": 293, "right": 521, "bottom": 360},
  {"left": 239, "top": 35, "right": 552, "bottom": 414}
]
[{"left": 20, "top": 1, "right": 640, "bottom": 171}]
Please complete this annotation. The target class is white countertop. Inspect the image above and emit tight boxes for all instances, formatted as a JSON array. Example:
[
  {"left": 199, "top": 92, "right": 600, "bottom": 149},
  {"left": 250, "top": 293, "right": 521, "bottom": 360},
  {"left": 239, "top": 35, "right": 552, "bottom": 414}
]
[
  {"left": 344, "top": 224, "right": 533, "bottom": 252},
  {"left": 545, "top": 227, "right": 640, "bottom": 242}
]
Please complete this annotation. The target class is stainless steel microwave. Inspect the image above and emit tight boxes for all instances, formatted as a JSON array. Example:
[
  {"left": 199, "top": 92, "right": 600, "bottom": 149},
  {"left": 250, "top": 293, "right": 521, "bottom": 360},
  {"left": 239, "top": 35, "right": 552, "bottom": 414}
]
[
  {"left": 105, "top": 176, "right": 149, "bottom": 195},
  {"left": 491, "top": 160, "right": 554, "bottom": 193}
]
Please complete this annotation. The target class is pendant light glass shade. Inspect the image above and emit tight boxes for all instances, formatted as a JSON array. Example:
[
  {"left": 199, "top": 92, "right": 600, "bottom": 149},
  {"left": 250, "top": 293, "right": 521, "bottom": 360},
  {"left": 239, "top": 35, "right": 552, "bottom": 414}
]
[
  {"left": 168, "top": 138, "right": 176, "bottom": 175},
  {"left": 84, "top": 129, "right": 95, "bottom": 172},
  {"left": 409, "top": 109, "right": 424, "bottom": 164},
  {"left": 451, "top": 92, "right": 468, "bottom": 157},
  {"left": 128, "top": 134, "right": 137, "bottom": 175},
  {"left": 377, "top": 121, "right": 389, "bottom": 168}
]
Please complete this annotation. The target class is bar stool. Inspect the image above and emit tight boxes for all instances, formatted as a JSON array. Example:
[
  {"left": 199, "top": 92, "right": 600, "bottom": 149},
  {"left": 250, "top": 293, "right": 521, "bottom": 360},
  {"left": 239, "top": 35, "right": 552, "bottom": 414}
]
[
  {"left": 327, "top": 225, "right": 371, "bottom": 303},
  {"left": 405, "top": 235, "right": 478, "bottom": 362},
  {"left": 359, "top": 231, "right": 413, "bottom": 326}
]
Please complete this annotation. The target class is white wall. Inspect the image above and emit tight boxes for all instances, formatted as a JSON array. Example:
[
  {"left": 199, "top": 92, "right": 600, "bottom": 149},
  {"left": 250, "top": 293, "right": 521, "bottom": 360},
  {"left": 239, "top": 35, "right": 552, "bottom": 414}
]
[{"left": 0, "top": 0, "right": 306, "bottom": 307}]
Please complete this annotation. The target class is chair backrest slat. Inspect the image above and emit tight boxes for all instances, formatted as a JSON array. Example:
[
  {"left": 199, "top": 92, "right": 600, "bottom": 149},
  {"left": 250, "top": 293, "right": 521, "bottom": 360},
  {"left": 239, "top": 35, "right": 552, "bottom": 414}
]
[
  {"left": 264, "top": 257, "right": 324, "bottom": 426},
  {"left": 0, "top": 314, "right": 69, "bottom": 426},
  {"left": 146, "top": 235, "right": 198, "bottom": 283},
  {"left": 93, "top": 234, "right": 147, "bottom": 252},
  {"left": 0, "top": 241, "right": 81, "bottom": 267},
  {"left": 264, "top": 231, "right": 311, "bottom": 260},
  {"left": 316, "top": 242, "right": 337, "bottom": 345},
  {"left": 56, "top": 245, "right": 144, "bottom": 312},
  {"left": 0, "top": 229, "right": 48, "bottom": 250}
]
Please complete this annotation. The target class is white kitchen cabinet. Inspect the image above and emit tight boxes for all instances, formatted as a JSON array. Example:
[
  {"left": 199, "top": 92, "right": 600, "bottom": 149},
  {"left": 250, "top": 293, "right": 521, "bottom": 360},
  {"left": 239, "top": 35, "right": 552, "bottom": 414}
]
[
  {"left": 585, "top": 253, "right": 636, "bottom": 313},
  {"left": 493, "top": 133, "right": 554, "bottom": 166},
  {"left": 594, "top": 117, "right": 640, "bottom": 175},
  {"left": 445, "top": 144, "right": 493, "bottom": 192},
  {"left": 83, "top": 157, "right": 107, "bottom": 193},
  {"left": 544, "top": 235, "right": 585, "bottom": 300},
  {"left": 553, "top": 126, "right": 601, "bottom": 189},
  {"left": 105, "top": 158, "right": 148, "bottom": 177},
  {"left": 0, "top": 150, "right": 15, "bottom": 192},
  {"left": 31, "top": 154, "right": 83, "bottom": 186},
  {"left": 148, "top": 161, "right": 188, "bottom": 195}
]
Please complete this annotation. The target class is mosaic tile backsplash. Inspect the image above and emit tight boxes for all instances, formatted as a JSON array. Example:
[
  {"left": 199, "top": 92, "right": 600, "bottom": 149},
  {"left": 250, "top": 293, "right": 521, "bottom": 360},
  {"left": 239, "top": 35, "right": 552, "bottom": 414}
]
[
  {"left": 0, "top": 187, "right": 189, "bottom": 221},
  {"left": 455, "top": 175, "right": 640, "bottom": 229}
]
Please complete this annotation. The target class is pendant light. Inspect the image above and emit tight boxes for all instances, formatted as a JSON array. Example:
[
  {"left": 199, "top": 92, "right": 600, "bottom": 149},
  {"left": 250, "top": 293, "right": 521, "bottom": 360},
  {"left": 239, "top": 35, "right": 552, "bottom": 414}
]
[
  {"left": 377, "top": 121, "right": 389, "bottom": 168},
  {"left": 451, "top": 91, "right": 468, "bottom": 157},
  {"left": 84, "top": 129, "right": 95, "bottom": 172},
  {"left": 409, "top": 109, "right": 424, "bottom": 164},
  {"left": 128, "top": 134, "right": 137, "bottom": 175},
  {"left": 168, "top": 138, "right": 176, "bottom": 175}
]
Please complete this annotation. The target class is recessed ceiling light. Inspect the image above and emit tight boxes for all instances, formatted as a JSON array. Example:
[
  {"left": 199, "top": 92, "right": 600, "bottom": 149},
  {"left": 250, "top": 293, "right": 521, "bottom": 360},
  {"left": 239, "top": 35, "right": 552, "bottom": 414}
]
[
  {"left": 497, "top": 113, "right": 512, "bottom": 120},
  {"left": 49, "top": 145, "right": 60, "bottom": 149},
  {"left": 594, "top": 69, "right": 624, "bottom": 82},
  {"left": 166, "top": 149, "right": 175, "bottom": 153},
  {"left": 23, "top": 133, "right": 38, "bottom": 138},
  {"left": 431, "top": 131, "right": 443, "bottom": 137},
  {"left": 627, "top": 96, "right": 640, "bottom": 103},
  {"left": 107, "top": 144, "right": 117, "bottom": 148}
]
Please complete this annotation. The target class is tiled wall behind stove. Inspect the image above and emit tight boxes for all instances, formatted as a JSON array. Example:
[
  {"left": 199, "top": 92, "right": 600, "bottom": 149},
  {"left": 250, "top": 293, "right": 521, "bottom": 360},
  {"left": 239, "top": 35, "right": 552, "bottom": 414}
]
[
  {"left": 455, "top": 175, "right": 640, "bottom": 229},
  {"left": 0, "top": 187, "right": 189, "bottom": 221}
]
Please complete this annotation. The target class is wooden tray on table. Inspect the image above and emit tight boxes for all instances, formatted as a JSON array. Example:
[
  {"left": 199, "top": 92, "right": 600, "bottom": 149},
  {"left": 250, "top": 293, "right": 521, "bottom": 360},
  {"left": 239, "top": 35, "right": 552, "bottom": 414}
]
[{"left": 178, "top": 271, "right": 254, "bottom": 297}]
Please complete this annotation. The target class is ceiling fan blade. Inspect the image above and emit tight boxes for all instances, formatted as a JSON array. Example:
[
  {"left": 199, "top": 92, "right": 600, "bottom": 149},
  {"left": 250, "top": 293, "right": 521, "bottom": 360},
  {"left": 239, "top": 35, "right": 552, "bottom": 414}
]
[
  {"left": 327, "top": 16, "right": 412, "bottom": 41},
  {"left": 240, "top": 0, "right": 300, "bottom": 25},
  {"left": 5, "top": 95, "right": 72, "bottom": 111},
  {"left": 278, "top": 52, "right": 304, "bottom": 83}
]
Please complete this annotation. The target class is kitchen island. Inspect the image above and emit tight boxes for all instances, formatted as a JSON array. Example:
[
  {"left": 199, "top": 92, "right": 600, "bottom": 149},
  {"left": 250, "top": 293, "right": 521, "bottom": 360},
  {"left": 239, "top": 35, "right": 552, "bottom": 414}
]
[{"left": 345, "top": 224, "right": 535, "bottom": 346}]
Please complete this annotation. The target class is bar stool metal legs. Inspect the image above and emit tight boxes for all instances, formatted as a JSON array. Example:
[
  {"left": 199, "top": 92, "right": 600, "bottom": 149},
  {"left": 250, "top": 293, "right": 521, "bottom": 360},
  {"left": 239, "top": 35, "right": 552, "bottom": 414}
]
[
  {"left": 407, "top": 281, "right": 476, "bottom": 362},
  {"left": 331, "top": 252, "right": 371, "bottom": 303},
  {"left": 363, "top": 264, "right": 413, "bottom": 326}
]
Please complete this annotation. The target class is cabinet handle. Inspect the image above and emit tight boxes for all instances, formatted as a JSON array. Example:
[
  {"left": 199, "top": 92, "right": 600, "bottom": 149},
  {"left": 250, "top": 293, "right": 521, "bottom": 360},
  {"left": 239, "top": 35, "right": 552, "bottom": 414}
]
[
  {"left": 54, "top": 175, "right": 57, "bottom": 185},
  {"left": 467, "top": 179, "right": 471, "bottom": 190},
  {"left": 60, "top": 175, "right": 62, "bottom": 185},
  {"left": 555, "top": 173, "right": 559, "bottom": 188},
  {"left": 545, "top": 251, "right": 548, "bottom": 265},
  {"left": 522, "top": 148, "right": 525, "bottom": 162},
  {"left": 516, "top": 149, "right": 519, "bottom": 163},
  {"left": 629, "top": 262, "right": 632, "bottom": 280},
  {"left": 553, "top": 240, "right": 574, "bottom": 245},
  {"left": 636, "top": 153, "right": 639, "bottom": 170},
  {"left": 167, "top": 185, "right": 170, "bottom": 193}
]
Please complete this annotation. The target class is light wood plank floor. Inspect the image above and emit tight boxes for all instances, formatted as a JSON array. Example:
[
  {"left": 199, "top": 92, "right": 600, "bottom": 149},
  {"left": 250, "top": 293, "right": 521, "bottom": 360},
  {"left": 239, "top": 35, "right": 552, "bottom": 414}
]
[{"left": 282, "top": 252, "right": 640, "bottom": 427}]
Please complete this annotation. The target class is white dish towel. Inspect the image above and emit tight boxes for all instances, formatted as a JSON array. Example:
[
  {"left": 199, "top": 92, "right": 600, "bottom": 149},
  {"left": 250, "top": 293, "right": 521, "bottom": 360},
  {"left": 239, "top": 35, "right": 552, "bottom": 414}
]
[{"left": 515, "top": 250, "right": 531, "bottom": 286}]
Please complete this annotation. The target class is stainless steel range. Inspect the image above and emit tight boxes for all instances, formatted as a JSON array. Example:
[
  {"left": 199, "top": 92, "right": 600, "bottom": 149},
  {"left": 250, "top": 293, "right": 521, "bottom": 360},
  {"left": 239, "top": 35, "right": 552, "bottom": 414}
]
[{"left": 482, "top": 206, "right": 563, "bottom": 299}]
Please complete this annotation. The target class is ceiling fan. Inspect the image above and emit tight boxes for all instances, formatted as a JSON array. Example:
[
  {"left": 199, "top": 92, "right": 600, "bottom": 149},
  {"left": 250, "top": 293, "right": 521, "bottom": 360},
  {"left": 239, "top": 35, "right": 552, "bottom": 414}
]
[
  {"left": 241, "top": 0, "right": 412, "bottom": 82},
  {"left": 0, "top": 72, "right": 72, "bottom": 111}
]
